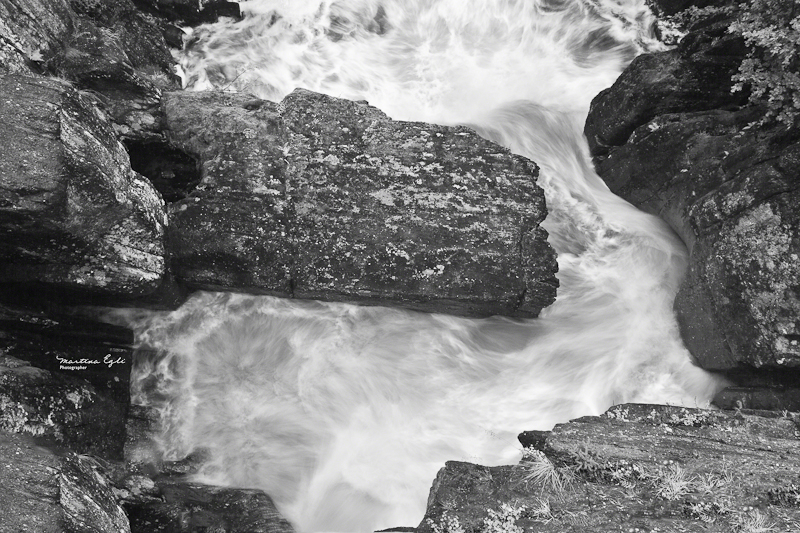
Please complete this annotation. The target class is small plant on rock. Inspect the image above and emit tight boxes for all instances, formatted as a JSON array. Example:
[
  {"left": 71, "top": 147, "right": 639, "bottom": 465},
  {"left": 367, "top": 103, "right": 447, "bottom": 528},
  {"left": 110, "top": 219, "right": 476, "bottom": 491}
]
[
  {"left": 733, "top": 508, "right": 777, "bottom": 533},
  {"left": 520, "top": 448, "right": 573, "bottom": 499},
  {"left": 728, "top": 0, "right": 800, "bottom": 128},
  {"left": 667, "top": 0, "right": 800, "bottom": 128},
  {"left": 483, "top": 503, "right": 527, "bottom": 533},
  {"left": 426, "top": 512, "right": 465, "bottom": 533},
  {"left": 684, "top": 500, "right": 731, "bottom": 524},
  {"left": 655, "top": 463, "right": 694, "bottom": 500}
]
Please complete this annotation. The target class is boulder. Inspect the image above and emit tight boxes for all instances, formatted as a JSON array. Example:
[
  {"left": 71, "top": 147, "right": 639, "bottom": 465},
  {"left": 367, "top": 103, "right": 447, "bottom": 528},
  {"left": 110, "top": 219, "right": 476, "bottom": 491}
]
[
  {"left": 417, "top": 404, "right": 800, "bottom": 532},
  {"left": 57, "top": 0, "right": 179, "bottom": 142},
  {"left": 585, "top": 21, "right": 800, "bottom": 373},
  {"left": 0, "top": 431, "right": 131, "bottom": 533},
  {"left": 163, "top": 89, "right": 558, "bottom": 317},
  {"left": 0, "top": 75, "right": 170, "bottom": 305},
  {"left": 0, "top": 304, "right": 132, "bottom": 406},
  {"left": 584, "top": 20, "right": 747, "bottom": 159},
  {"left": 0, "top": 0, "right": 74, "bottom": 74}
]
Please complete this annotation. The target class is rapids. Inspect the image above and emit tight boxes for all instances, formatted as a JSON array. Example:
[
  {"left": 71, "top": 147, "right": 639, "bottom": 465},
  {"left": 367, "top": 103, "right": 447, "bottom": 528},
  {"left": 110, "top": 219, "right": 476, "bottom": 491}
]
[{"left": 124, "top": 1, "right": 725, "bottom": 531}]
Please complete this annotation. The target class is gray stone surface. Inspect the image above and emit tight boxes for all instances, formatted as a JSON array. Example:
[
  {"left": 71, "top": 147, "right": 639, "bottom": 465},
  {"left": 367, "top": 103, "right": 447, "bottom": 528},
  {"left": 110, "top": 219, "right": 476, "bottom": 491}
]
[
  {"left": 0, "top": 75, "right": 169, "bottom": 302},
  {"left": 164, "top": 88, "right": 558, "bottom": 317},
  {"left": 417, "top": 404, "right": 800, "bottom": 532},
  {"left": 0, "top": 431, "right": 131, "bottom": 533},
  {"left": 584, "top": 18, "right": 799, "bottom": 372}
]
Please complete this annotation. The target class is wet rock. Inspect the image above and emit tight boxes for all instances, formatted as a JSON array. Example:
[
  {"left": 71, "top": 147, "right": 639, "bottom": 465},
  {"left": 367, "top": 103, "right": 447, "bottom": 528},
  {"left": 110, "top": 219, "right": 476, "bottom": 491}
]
[
  {"left": 125, "top": 481, "right": 294, "bottom": 533},
  {"left": 0, "top": 75, "right": 170, "bottom": 305},
  {"left": 645, "top": 0, "right": 728, "bottom": 17},
  {"left": 0, "top": 431, "right": 131, "bottom": 533},
  {"left": 584, "top": 21, "right": 799, "bottom": 373},
  {"left": 0, "top": 0, "right": 75, "bottom": 74},
  {"left": 124, "top": 404, "right": 161, "bottom": 470},
  {"left": 164, "top": 88, "right": 558, "bottom": 317},
  {"left": 67, "top": 0, "right": 174, "bottom": 76},
  {"left": 56, "top": 0, "right": 179, "bottom": 141},
  {"left": 417, "top": 404, "right": 800, "bottom": 532}
]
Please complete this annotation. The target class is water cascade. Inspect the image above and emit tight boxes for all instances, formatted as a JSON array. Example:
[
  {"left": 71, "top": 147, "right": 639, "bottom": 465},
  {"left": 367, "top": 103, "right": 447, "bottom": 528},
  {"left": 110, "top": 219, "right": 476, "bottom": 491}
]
[{"left": 125, "top": 1, "right": 726, "bottom": 531}]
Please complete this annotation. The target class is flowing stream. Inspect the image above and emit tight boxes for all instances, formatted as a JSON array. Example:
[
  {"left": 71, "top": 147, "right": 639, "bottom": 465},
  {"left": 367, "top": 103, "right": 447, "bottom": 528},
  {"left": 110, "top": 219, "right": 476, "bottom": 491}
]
[{"left": 125, "top": 1, "right": 726, "bottom": 531}]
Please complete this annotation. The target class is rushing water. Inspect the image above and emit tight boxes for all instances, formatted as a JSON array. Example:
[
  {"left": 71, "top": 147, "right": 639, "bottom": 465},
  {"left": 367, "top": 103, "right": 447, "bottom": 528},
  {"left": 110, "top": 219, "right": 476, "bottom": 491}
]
[{"left": 125, "top": 1, "right": 725, "bottom": 531}]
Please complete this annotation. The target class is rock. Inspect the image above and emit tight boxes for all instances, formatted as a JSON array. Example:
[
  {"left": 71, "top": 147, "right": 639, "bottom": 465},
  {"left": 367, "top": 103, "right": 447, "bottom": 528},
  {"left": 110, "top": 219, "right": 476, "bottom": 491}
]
[
  {"left": 0, "top": 304, "right": 132, "bottom": 406},
  {"left": 714, "top": 386, "right": 800, "bottom": 411},
  {"left": 417, "top": 404, "right": 800, "bottom": 532},
  {"left": 0, "top": 352, "right": 126, "bottom": 458},
  {"left": 584, "top": 20, "right": 747, "bottom": 159},
  {"left": 0, "top": 0, "right": 75, "bottom": 74},
  {"left": 52, "top": 18, "right": 167, "bottom": 142},
  {"left": 645, "top": 0, "right": 728, "bottom": 17},
  {"left": 0, "top": 75, "right": 170, "bottom": 305},
  {"left": 585, "top": 20, "right": 800, "bottom": 373},
  {"left": 57, "top": 0, "right": 179, "bottom": 142},
  {"left": 164, "top": 88, "right": 558, "bottom": 317},
  {"left": 0, "top": 431, "right": 131, "bottom": 533},
  {"left": 133, "top": 0, "right": 242, "bottom": 26},
  {"left": 124, "top": 404, "right": 162, "bottom": 470},
  {"left": 67, "top": 0, "right": 174, "bottom": 75},
  {"left": 125, "top": 481, "right": 295, "bottom": 533}
]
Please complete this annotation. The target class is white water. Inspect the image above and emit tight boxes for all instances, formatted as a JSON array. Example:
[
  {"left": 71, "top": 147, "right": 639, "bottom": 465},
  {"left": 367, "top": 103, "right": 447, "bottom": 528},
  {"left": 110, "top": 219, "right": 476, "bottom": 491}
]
[{"left": 125, "top": 1, "right": 725, "bottom": 531}]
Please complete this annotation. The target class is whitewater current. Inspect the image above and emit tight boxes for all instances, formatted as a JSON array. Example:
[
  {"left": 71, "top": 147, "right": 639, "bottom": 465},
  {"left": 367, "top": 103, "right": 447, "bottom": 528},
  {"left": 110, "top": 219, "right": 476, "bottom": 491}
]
[{"left": 123, "top": 1, "right": 726, "bottom": 531}]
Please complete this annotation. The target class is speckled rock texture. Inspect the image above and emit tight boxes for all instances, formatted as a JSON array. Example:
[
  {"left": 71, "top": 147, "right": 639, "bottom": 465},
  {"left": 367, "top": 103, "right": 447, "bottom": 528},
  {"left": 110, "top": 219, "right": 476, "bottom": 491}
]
[
  {"left": 417, "top": 404, "right": 800, "bottom": 533},
  {"left": 584, "top": 20, "right": 800, "bottom": 372},
  {"left": 0, "top": 431, "right": 131, "bottom": 533},
  {"left": 53, "top": 8, "right": 177, "bottom": 142},
  {"left": 125, "top": 481, "right": 295, "bottom": 533},
  {"left": 164, "top": 88, "right": 558, "bottom": 317},
  {"left": 0, "top": 75, "right": 169, "bottom": 303},
  {"left": 1, "top": 0, "right": 180, "bottom": 141},
  {"left": 0, "top": 0, "right": 74, "bottom": 74},
  {"left": 0, "top": 353, "right": 126, "bottom": 458}
]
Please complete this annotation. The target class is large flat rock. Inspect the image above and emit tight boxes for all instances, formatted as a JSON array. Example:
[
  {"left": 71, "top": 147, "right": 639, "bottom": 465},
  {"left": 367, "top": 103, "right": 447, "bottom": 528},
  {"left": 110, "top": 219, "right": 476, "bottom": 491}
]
[
  {"left": 417, "top": 404, "right": 800, "bottom": 532},
  {"left": 164, "top": 88, "right": 558, "bottom": 317}
]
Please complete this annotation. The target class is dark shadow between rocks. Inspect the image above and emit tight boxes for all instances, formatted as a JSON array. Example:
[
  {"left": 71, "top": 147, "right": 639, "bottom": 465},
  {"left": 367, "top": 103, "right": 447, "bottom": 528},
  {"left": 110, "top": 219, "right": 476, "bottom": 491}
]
[{"left": 125, "top": 141, "right": 203, "bottom": 203}]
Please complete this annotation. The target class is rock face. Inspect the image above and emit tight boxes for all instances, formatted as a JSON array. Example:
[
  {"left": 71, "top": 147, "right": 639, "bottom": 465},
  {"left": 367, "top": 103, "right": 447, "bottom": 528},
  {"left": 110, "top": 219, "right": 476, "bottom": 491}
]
[
  {"left": 125, "top": 482, "right": 295, "bottom": 533},
  {"left": 133, "top": 0, "right": 242, "bottom": 25},
  {"left": 164, "top": 88, "right": 558, "bottom": 317},
  {"left": 0, "top": 0, "right": 74, "bottom": 73},
  {"left": 584, "top": 19, "right": 800, "bottom": 373},
  {"left": 419, "top": 404, "right": 800, "bottom": 532},
  {"left": 0, "top": 303, "right": 133, "bottom": 459},
  {"left": 0, "top": 353, "right": 126, "bottom": 458},
  {"left": 0, "top": 432, "right": 131, "bottom": 533},
  {"left": 0, "top": 75, "right": 169, "bottom": 304}
]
